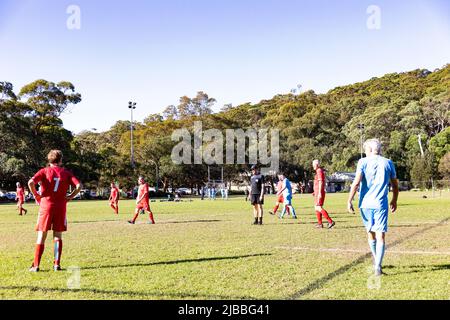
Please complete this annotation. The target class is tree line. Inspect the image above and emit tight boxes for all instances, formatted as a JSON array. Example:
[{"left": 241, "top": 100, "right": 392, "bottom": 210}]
[{"left": 1, "top": 65, "right": 449, "bottom": 192}]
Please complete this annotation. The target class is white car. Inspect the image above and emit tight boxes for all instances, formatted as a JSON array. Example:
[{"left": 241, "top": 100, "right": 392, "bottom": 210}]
[{"left": 176, "top": 188, "right": 192, "bottom": 195}]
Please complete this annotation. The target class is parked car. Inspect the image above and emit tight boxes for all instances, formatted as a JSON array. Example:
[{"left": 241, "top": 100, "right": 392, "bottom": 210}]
[
  {"left": 4, "top": 192, "right": 16, "bottom": 201},
  {"left": 72, "top": 193, "right": 82, "bottom": 200},
  {"left": 0, "top": 191, "right": 9, "bottom": 203},
  {"left": 175, "top": 187, "right": 192, "bottom": 195},
  {"left": 79, "top": 189, "right": 91, "bottom": 200},
  {"left": 26, "top": 193, "right": 35, "bottom": 202}
]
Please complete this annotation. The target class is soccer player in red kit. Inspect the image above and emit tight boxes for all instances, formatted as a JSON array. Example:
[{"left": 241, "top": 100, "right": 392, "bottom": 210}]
[
  {"left": 28, "top": 150, "right": 82, "bottom": 272},
  {"left": 109, "top": 182, "right": 119, "bottom": 214},
  {"left": 16, "top": 182, "right": 27, "bottom": 216},
  {"left": 128, "top": 176, "right": 155, "bottom": 224},
  {"left": 313, "top": 160, "right": 335, "bottom": 229}
]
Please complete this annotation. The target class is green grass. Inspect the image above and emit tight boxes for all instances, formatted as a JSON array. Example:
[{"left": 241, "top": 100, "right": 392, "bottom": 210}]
[{"left": 0, "top": 191, "right": 449, "bottom": 300}]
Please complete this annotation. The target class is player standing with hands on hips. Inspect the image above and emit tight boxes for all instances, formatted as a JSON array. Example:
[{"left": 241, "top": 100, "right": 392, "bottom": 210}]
[
  {"left": 347, "top": 139, "right": 399, "bottom": 276},
  {"left": 16, "top": 182, "right": 27, "bottom": 216},
  {"left": 250, "top": 165, "right": 265, "bottom": 225},
  {"left": 109, "top": 182, "right": 120, "bottom": 214},
  {"left": 313, "top": 160, "right": 335, "bottom": 229},
  {"left": 28, "top": 150, "right": 82, "bottom": 272}
]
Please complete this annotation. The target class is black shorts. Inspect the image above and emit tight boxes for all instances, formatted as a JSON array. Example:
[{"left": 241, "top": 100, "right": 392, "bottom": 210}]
[{"left": 250, "top": 194, "right": 264, "bottom": 205}]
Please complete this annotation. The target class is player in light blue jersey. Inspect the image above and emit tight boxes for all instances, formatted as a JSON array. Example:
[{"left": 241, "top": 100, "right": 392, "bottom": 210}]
[
  {"left": 277, "top": 173, "right": 297, "bottom": 219},
  {"left": 348, "top": 139, "right": 399, "bottom": 276}
]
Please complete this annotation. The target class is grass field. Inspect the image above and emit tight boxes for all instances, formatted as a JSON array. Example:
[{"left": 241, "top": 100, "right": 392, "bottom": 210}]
[{"left": 0, "top": 191, "right": 449, "bottom": 300}]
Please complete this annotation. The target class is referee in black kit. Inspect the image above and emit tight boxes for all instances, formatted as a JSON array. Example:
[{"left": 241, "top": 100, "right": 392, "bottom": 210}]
[{"left": 250, "top": 164, "right": 265, "bottom": 225}]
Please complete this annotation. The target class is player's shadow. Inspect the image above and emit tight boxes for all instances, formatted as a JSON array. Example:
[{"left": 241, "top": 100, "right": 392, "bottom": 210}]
[
  {"left": 335, "top": 225, "right": 365, "bottom": 229},
  {"left": 71, "top": 219, "right": 119, "bottom": 224},
  {"left": 389, "top": 224, "right": 431, "bottom": 228},
  {"left": 383, "top": 264, "right": 450, "bottom": 275},
  {"left": 0, "top": 285, "right": 255, "bottom": 300},
  {"left": 81, "top": 253, "right": 272, "bottom": 271},
  {"left": 339, "top": 223, "right": 441, "bottom": 230},
  {"left": 159, "top": 219, "right": 223, "bottom": 224}
]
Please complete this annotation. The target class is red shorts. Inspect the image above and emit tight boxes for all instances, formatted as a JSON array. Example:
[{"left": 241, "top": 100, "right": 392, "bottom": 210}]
[
  {"left": 314, "top": 192, "right": 326, "bottom": 206},
  {"left": 277, "top": 195, "right": 284, "bottom": 203},
  {"left": 136, "top": 201, "right": 150, "bottom": 212},
  {"left": 110, "top": 199, "right": 119, "bottom": 205},
  {"left": 35, "top": 203, "right": 67, "bottom": 232}
]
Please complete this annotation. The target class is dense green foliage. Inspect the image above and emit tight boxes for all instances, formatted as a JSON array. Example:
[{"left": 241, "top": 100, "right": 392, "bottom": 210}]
[{"left": 1, "top": 65, "right": 449, "bottom": 190}]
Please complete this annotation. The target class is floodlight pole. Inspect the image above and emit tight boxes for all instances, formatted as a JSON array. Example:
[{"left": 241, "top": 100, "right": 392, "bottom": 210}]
[
  {"left": 208, "top": 166, "right": 210, "bottom": 183},
  {"left": 357, "top": 124, "right": 365, "bottom": 159},
  {"left": 128, "top": 102, "right": 137, "bottom": 168}
]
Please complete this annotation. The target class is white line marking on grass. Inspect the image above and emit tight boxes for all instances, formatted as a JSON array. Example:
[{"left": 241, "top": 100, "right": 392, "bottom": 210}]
[{"left": 276, "top": 246, "right": 450, "bottom": 256}]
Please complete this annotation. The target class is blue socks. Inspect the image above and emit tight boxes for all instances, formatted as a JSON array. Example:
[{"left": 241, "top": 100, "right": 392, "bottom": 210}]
[
  {"left": 289, "top": 206, "right": 297, "bottom": 218},
  {"left": 368, "top": 239, "right": 377, "bottom": 260},
  {"left": 280, "top": 206, "right": 287, "bottom": 218},
  {"left": 375, "top": 241, "right": 386, "bottom": 270},
  {"left": 280, "top": 206, "right": 296, "bottom": 218}
]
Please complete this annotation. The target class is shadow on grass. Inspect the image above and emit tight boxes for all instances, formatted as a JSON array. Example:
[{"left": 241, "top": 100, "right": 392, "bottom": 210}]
[
  {"left": 0, "top": 285, "right": 255, "bottom": 300},
  {"left": 287, "top": 217, "right": 450, "bottom": 300},
  {"left": 81, "top": 253, "right": 272, "bottom": 271},
  {"left": 339, "top": 223, "right": 446, "bottom": 230},
  {"left": 71, "top": 219, "right": 120, "bottom": 224},
  {"left": 383, "top": 264, "right": 450, "bottom": 275},
  {"left": 158, "top": 219, "right": 223, "bottom": 225},
  {"left": 70, "top": 219, "right": 225, "bottom": 226}
]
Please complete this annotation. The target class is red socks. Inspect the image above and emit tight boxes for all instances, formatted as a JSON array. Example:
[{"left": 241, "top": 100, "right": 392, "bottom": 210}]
[
  {"left": 316, "top": 209, "right": 333, "bottom": 224},
  {"left": 33, "top": 244, "right": 45, "bottom": 268},
  {"left": 321, "top": 209, "right": 333, "bottom": 223},
  {"left": 316, "top": 211, "right": 323, "bottom": 224},
  {"left": 110, "top": 204, "right": 119, "bottom": 214},
  {"left": 273, "top": 205, "right": 279, "bottom": 213},
  {"left": 53, "top": 239, "right": 63, "bottom": 266},
  {"left": 33, "top": 241, "right": 64, "bottom": 268},
  {"left": 149, "top": 212, "right": 155, "bottom": 224}
]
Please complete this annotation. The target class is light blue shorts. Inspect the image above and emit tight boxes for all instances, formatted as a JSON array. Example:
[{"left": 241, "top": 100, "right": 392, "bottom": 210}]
[{"left": 360, "top": 208, "right": 389, "bottom": 233}]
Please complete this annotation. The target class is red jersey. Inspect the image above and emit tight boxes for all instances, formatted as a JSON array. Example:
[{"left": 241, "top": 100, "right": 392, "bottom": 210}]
[
  {"left": 31, "top": 166, "right": 80, "bottom": 205},
  {"left": 111, "top": 187, "right": 119, "bottom": 201},
  {"left": 16, "top": 187, "right": 25, "bottom": 201},
  {"left": 276, "top": 181, "right": 283, "bottom": 195},
  {"left": 138, "top": 183, "right": 149, "bottom": 204},
  {"left": 314, "top": 168, "right": 326, "bottom": 194}
]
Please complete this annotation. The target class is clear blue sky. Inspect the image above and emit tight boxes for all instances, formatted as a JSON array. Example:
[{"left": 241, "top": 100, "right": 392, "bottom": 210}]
[{"left": 1, "top": 0, "right": 449, "bottom": 133}]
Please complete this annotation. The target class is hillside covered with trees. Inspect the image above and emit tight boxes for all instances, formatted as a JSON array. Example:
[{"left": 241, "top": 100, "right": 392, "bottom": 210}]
[{"left": 1, "top": 65, "right": 449, "bottom": 191}]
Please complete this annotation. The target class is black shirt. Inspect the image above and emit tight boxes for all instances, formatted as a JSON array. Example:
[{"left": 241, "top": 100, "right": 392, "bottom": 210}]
[{"left": 250, "top": 174, "right": 265, "bottom": 195}]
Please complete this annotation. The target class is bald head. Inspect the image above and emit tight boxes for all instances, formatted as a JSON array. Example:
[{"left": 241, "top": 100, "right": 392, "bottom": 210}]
[{"left": 312, "top": 159, "right": 320, "bottom": 170}]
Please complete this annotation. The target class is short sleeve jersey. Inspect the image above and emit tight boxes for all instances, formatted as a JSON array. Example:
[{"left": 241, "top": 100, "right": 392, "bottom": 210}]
[
  {"left": 16, "top": 187, "right": 25, "bottom": 200},
  {"left": 31, "top": 166, "right": 80, "bottom": 205},
  {"left": 356, "top": 155, "right": 397, "bottom": 209},
  {"left": 138, "top": 183, "right": 149, "bottom": 203},
  {"left": 111, "top": 187, "right": 119, "bottom": 201},
  {"left": 250, "top": 174, "right": 265, "bottom": 195},
  {"left": 314, "top": 168, "right": 326, "bottom": 195},
  {"left": 282, "top": 178, "right": 292, "bottom": 200}
]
